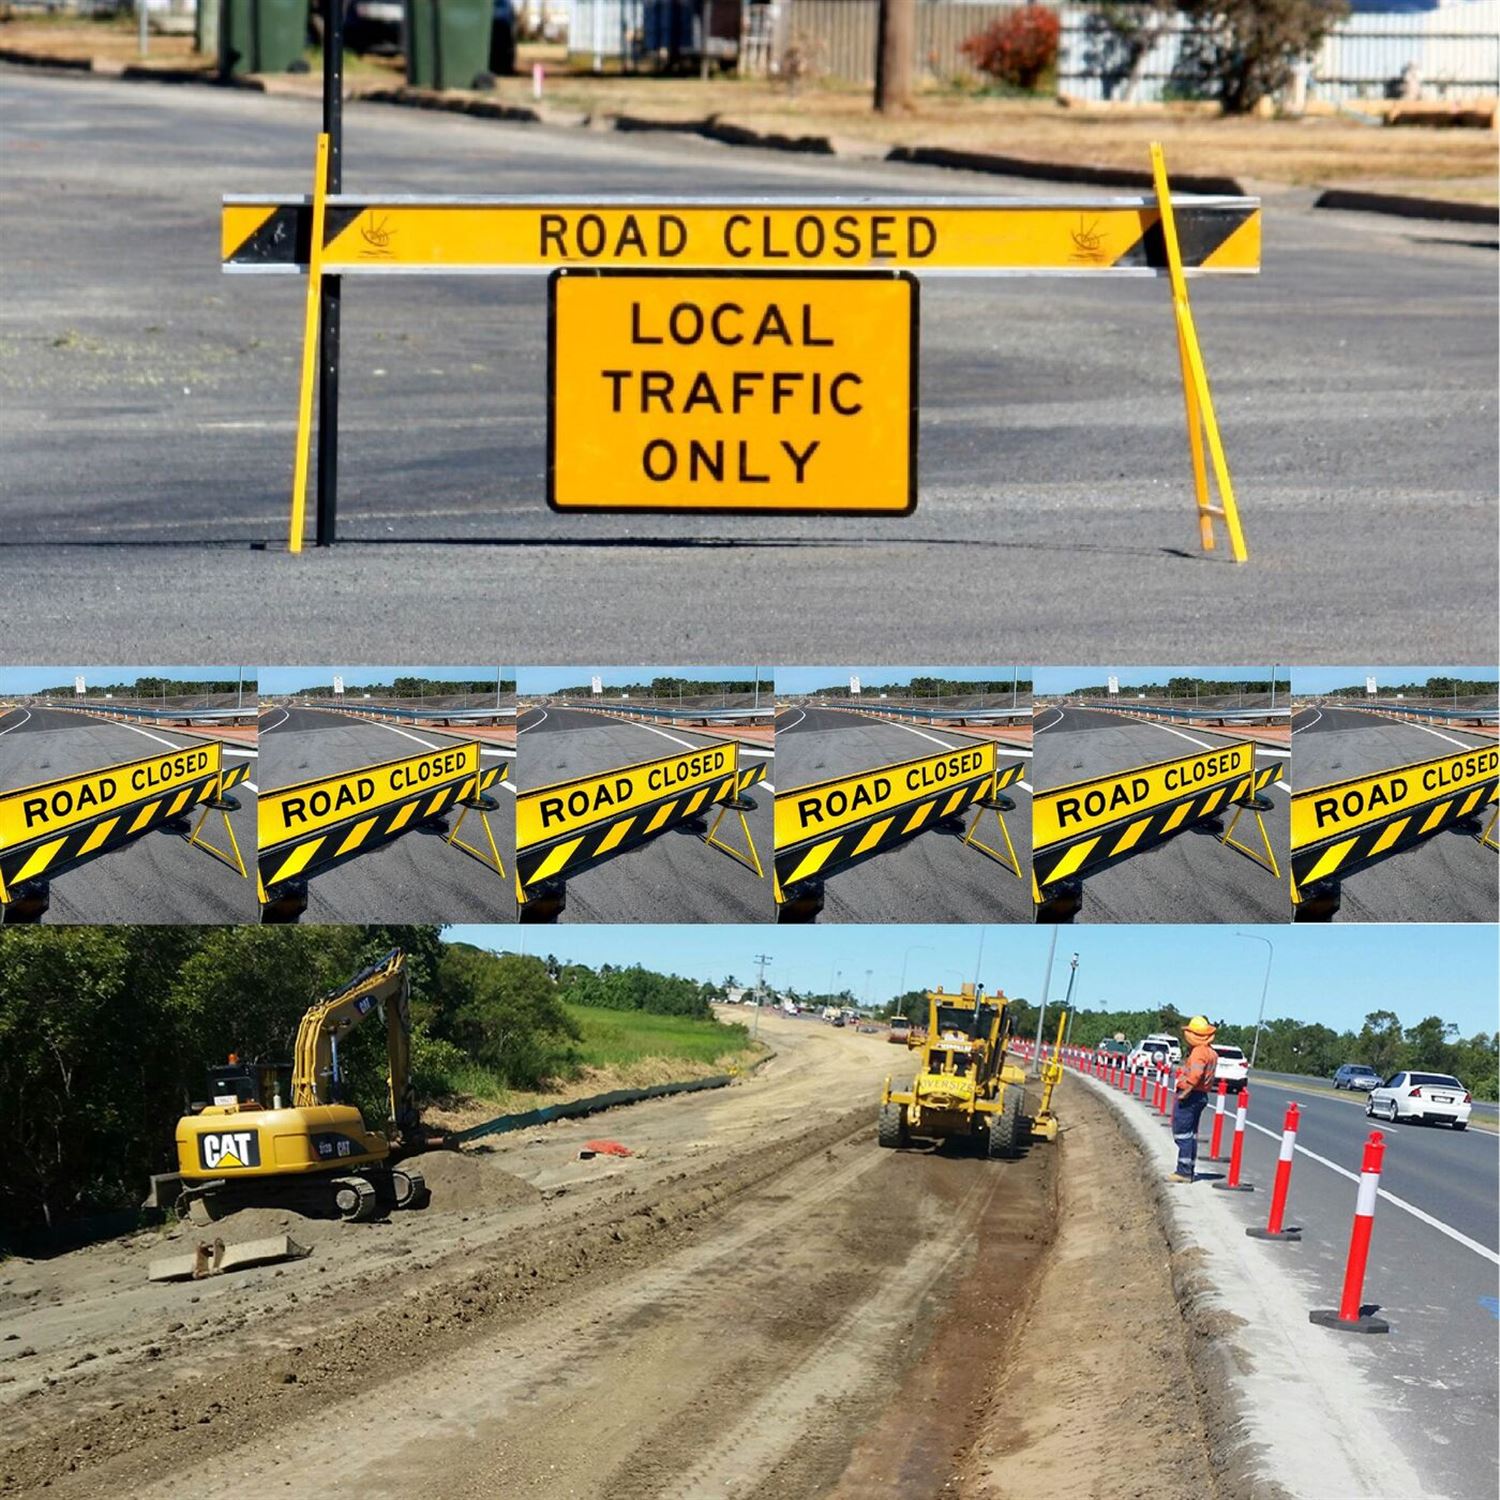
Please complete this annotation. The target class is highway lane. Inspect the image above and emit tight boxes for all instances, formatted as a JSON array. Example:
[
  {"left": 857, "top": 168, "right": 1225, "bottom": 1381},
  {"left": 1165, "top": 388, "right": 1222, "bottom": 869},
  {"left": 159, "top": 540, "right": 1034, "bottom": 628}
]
[
  {"left": 515, "top": 705, "right": 772, "bottom": 922},
  {"left": 1292, "top": 705, "right": 1497, "bottom": 922},
  {"left": 1253, "top": 1063, "right": 1499, "bottom": 1126},
  {"left": 1, "top": 72, "right": 1496, "bottom": 661},
  {"left": 1032, "top": 705, "right": 1288, "bottom": 923},
  {"left": 775, "top": 705, "right": 1031, "bottom": 922},
  {"left": 259, "top": 706, "right": 514, "bottom": 922},
  {"left": 0, "top": 705, "right": 256, "bottom": 922}
]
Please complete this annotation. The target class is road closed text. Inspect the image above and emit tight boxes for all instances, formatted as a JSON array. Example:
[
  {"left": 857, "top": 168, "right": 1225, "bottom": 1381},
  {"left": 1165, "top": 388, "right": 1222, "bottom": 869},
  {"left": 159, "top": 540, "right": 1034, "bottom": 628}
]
[
  {"left": 550, "top": 271, "right": 916, "bottom": 514},
  {"left": 1294, "top": 746, "right": 1500, "bottom": 845},
  {"left": 1, "top": 745, "right": 219, "bottom": 843}
]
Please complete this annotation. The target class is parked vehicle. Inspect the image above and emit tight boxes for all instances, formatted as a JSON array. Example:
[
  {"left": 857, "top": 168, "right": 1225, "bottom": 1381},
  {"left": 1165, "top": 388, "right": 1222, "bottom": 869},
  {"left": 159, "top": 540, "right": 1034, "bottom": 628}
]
[
  {"left": 1333, "top": 1063, "right": 1381, "bottom": 1092},
  {"left": 1213, "top": 1043, "right": 1249, "bottom": 1092},
  {"left": 1096, "top": 1038, "right": 1129, "bottom": 1061},
  {"left": 1126, "top": 1039, "right": 1173, "bottom": 1075},
  {"left": 1366, "top": 1071, "right": 1472, "bottom": 1129},
  {"left": 888, "top": 1018, "right": 912, "bottom": 1044}
]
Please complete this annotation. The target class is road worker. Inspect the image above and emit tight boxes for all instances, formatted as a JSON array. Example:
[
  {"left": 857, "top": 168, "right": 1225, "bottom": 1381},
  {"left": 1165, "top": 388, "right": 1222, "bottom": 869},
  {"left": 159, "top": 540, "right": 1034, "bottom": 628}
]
[{"left": 1168, "top": 1016, "right": 1219, "bottom": 1183}]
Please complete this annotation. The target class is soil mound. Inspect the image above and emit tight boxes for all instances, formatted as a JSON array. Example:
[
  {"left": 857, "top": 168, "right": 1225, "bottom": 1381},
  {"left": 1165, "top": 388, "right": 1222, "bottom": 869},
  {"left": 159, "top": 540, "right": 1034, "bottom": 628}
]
[
  {"left": 210, "top": 1207, "right": 330, "bottom": 1246},
  {"left": 402, "top": 1151, "right": 540, "bottom": 1213}
]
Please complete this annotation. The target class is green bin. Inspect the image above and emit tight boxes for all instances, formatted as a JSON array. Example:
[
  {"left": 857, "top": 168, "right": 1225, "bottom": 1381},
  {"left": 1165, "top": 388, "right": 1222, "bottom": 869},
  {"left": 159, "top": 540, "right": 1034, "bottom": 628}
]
[
  {"left": 404, "top": 0, "right": 493, "bottom": 91},
  {"left": 218, "top": 0, "right": 310, "bottom": 77}
]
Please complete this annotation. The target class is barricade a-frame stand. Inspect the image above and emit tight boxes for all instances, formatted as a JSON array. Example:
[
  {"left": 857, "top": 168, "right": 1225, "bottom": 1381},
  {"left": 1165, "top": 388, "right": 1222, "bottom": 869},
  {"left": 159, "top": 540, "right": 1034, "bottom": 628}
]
[
  {"left": 962, "top": 785, "right": 1023, "bottom": 879},
  {"left": 186, "top": 785, "right": 249, "bottom": 880},
  {"left": 445, "top": 779, "right": 507, "bottom": 879},
  {"left": 1219, "top": 791, "right": 1280, "bottom": 877},
  {"left": 1152, "top": 143, "right": 1250, "bottom": 564}
]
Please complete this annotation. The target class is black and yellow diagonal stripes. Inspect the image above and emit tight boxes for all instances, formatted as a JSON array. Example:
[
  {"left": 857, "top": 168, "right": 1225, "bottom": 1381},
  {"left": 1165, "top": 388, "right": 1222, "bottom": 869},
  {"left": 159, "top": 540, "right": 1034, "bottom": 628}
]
[
  {"left": 1290, "top": 777, "right": 1498, "bottom": 901},
  {"left": 221, "top": 196, "right": 1260, "bottom": 276},
  {"left": 774, "top": 774, "right": 990, "bottom": 894},
  {"left": 992, "top": 761, "right": 1026, "bottom": 795},
  {"left": 516, "top": 772, "right": 738, "bottom": 895},
  {"left": 734, "top": 760, "right": 769, "bottom": 797},
  {"left": 257, "top": 744, "right": 495, "bottom": 897},
  {"left": 1034, "top": 762, "right": 1277, "bottom": 892},
  {"left": 0, "top": 763, "right": 235, "bottom": 902}
]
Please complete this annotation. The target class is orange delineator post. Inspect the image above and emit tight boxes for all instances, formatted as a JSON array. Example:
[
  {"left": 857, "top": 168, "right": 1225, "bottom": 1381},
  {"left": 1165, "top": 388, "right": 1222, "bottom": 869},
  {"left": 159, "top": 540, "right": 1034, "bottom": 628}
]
[
  {"left": 1310, "top": 1132, "right": 1391, "bottom": 1335},
  {"left": 1213, "top": 1085, "right": 1254, "bottom": 1192},
  {"left": 1208, "top": 1078, "right": 1229, "bottom": 1159},
  {"left": 1248, "top": 1101, "right": 1302, "bottom": 1241}
]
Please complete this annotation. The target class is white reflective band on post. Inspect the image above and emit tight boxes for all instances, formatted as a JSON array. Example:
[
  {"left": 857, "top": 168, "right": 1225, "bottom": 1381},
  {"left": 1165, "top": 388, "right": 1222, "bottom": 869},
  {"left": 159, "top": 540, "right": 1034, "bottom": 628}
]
[
  {"left": 1279, "top": 1129, "right": 1296, "bottom": 1162},
  {"left": 1214, "top": 1092, "right": 1226, "bottom": 1114},
  {"left": 1356, "top": 1171, "right": 1380, "bottom": 1217}
]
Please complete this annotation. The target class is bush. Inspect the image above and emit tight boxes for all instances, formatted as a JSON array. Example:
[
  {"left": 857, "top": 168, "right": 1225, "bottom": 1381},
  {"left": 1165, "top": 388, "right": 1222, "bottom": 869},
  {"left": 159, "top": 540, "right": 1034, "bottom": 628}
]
[
  {"left": 1175, "top": 0, "right": 1348, "bottom": 114},
  {"left": 961, "top": 5, "right": 1061, "bottom": 92}
]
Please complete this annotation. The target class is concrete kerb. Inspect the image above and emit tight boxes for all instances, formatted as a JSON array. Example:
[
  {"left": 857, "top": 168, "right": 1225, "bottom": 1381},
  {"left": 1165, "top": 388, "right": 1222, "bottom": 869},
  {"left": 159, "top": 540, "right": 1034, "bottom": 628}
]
[
  {"left": 1073, "top": 1066, "right": 1430, "bottom": 1500},
  {"left": 6, "top": 50, "right": 1496, "bottom": 224}
]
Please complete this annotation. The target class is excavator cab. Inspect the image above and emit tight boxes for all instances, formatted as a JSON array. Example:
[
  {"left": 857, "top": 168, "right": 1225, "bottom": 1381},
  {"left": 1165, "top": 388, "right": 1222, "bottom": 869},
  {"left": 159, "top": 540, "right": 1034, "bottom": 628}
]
[{"left": 201, "top": 1057, "right": 290, "bottom": 1112}]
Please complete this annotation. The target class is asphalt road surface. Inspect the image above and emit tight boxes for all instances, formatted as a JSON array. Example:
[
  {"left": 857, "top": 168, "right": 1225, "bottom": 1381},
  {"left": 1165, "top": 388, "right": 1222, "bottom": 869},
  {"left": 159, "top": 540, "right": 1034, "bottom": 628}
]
[
  {"left": 515, "top": 704, "right": 772, "bottom": 921},
  {"left": 258, "top": 705, "right": 514, "bottom": 921},
  {"left": 1149, "top": 1071, "right": 1500, "bottom": 1500},
  {"left": 1032, "top": 705, "right": 1288, "bottom": 922},
  {"left": 0, "top": 704, "right": 256, "bottom": 921},
  {"left": 2, "top": 72, "right": 1496, "bottom": 661},
  {"left": 1291, "top": 705, "right": 1497, "bottom": 922},
  {"left": 776, "top": 705, "right": 1031, "bottom": 922}
]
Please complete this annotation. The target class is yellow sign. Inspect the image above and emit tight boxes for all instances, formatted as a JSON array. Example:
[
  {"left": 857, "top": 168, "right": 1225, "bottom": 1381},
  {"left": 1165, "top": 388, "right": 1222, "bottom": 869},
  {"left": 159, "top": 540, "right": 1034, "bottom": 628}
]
[
  {"left": 1292, "top": 746, "right": 1500, "bottom": 847},
  {"left": 1035, "top": 743, "right": 1254, "bottom": 847},
  {"left": 222, "top": 197, "right": 1262, "bottom": 276},
  {"left": 260, "top": 743, "right": 480, "bottom": 846},
  {"left": 776, "top": 742, "right": 996, "bottom": 847},
  {"left": 0, "top": 743, "right": 221, "bottom": 848},
  {"left": 548, "top": 271, "right": 916, "bottom": 514},
  {"left": 517, "top": 743, "right": 737, "bottom": 849}
]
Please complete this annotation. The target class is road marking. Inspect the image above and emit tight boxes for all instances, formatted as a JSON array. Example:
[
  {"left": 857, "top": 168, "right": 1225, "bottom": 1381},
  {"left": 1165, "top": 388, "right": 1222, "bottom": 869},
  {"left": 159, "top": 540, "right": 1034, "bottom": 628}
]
[
  {"left": 1239, "top": 1113, "right": 1499, "bottom": 1266},
  {"left": 1274, "top": 779, "right": 1290, "bottom": 792},
  {"left": 1121, "top": 712, "right": 1289, "bottom": 760},
  {"left": 1292, "top": 709, "right": 1322, "bottom": 734},
  {"left": 1034, "top": 708, "right": 1063, "bottom": 733},
  {"left": 517, "top": 709, "right": 548, "bottom": 733},
  {"left": 855, "top": 715, "right": 962, "bottom": 752},
  {"left": 260, "top": 707, "right": 289, "bottom": 732},
  {"left": 739, "top": 746, "right": 774, "bottom": 759},
  {"left": 1376, "top": 717, "right": 1488, "bottom": 751},
  {"left": 779, "top": 708, "right": 807, "bottom": 732},
  {"left": 0, "top": 709, "right": 32, "bottom": 736},
  {"left": 75, "top": 715, "right": 192, "bottom": 753},
  {"left": 607, "top": 715, "right": 709, "bottom": 752}
]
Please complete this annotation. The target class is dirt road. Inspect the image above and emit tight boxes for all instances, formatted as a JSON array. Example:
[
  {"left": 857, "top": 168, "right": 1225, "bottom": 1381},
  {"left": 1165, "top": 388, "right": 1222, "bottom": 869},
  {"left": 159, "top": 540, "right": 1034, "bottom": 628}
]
[{"left": 0, "top": 1014, "right": 1214, "bottom": 1499}]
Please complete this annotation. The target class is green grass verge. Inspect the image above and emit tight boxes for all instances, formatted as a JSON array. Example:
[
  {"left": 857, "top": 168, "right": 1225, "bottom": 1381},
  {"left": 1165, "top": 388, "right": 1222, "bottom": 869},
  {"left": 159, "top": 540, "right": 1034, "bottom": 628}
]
[{"left": 561, "top": 1002, "right": 751, "bottom": 1071}]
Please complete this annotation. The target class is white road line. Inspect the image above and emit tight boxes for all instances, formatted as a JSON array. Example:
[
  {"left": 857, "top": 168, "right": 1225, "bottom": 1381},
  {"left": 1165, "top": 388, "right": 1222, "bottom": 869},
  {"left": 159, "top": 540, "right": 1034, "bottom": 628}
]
[
  {"left": 1034, "top": 708, "right": 1063, "bottom": 733},
  {"left": 481, "top": 747, "right": 515, "bottom": 758},
  {"left": 1274, "top": 779, "right": 1290, "bottom": 792},
  {"left": 860, "top": 717, "right": 960, "bottom": 751},
  {"left": 242, "top": 781, "right": 259, "bottom": 794},
  {"left": 517, "top": 709, "right": 548, "bottom": 733},
  {"left": 222, "top": 746, "right": 258, "bottom": 758},
  {"left": 1121, "top": 712, "right": 1289, "bottom": 762},
  {"left": 260, "top": 707, "right": 289, "bottom": 732},
  {"left": 1241, "top": 1115, "right": 1500, "bottom": 1266},
  {"left": 1016, "top": 779, "right": 1034, "bottom": 794},
  {"left": 77, "top": 716, "right": 193, "bottom": 752},
  {"left": 606, "top": 716, "right": 708, "bottom": 752},
  {"left": 760, "top": 781, "right": 776, "bottom": 794},
  {"left": 0, "top": 709, "right": 32, "bottom": 736},
  {"left": 738, "top": 746, "right": 774, "bottom": 759},
  {"left": 779, "top": 709, "right": 807, "bottom": 733},
  {"left": 1292, "top": 709, "right": 1323, "bottom": 735},
  {"left": 1378, "top": 718, "right": 1487, "bottom": 751}
]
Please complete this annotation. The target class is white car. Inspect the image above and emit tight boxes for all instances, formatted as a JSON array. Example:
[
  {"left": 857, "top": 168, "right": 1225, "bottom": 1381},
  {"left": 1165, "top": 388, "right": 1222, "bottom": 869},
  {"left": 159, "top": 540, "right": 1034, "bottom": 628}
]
[
  {"left": 1212, "top": 1044, "right": 1249, "bottom": 1093},
  {"left": 1366, "top": 1071, "right": 1473, "bottom": 1130},
  {"left": 1126, "top": 1039, "right": 1173, "bottom": 1075}
]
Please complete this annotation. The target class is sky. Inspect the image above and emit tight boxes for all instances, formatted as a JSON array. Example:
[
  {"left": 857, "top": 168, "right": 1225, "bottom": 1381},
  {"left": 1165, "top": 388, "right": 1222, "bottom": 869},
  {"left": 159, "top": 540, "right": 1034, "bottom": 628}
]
[
  {"left": 444, "top": 924, "right": 1500, "bottom": 1036},
  {"left": 259, "top": 667, "right": 507, "bottom": 693},
  {"left": 1290, "top": 666, "right": 1498, "bottom": 693},
  {"left": 1033, "top": 667, "right": 1287, "bottom": 694},
  {"left": 0, "top": 667, "right": 251, "bottom": 692},
  {"left": 775, "top": 667, "right": 1026, "bottom": 694},
  {"left": 518, "top": 667, "right": 765, "bottom": 694}
]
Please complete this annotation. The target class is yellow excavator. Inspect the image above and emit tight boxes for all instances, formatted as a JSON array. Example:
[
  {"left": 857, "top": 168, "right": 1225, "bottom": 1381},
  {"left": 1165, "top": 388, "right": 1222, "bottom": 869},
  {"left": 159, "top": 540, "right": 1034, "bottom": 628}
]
[
  {"left": 167, "top": 948, "right": 430, "bottom": 1224},
  {"left": 878, "top": 982, "right": 1030, "bottom": 1158}
]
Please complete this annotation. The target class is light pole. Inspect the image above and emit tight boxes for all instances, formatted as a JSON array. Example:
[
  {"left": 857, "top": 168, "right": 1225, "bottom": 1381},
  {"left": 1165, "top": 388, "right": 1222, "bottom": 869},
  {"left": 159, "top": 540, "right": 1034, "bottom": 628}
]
[
  {"left": 1236, "top": 933, "right": 1274, "bottom": 1069},
  {"left": 1059, "top": 953, "right": 1081, "bottom": 1048},
  {"left": 752, "top": 952, "right": 772, "bottom": 1041},
  {"left": 1031, "top": 928, "right": 1059, "bottom": 1075}
]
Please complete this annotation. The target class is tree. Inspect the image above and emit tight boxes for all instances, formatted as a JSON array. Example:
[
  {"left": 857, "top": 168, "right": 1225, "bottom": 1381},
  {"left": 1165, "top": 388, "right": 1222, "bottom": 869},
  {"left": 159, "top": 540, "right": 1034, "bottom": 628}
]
[
  {"left": 1080, "top": 3, "right": 1173, "bottom": 103},
  {"left": 1174, "top": 0, "right": 1347, "bottom": 114},
  {"left": 1356, "top": 1009, "right": 1405, "bottom": 1080},
  {"left": 875, "top": 0, "right": 915, "bottom": 114}
]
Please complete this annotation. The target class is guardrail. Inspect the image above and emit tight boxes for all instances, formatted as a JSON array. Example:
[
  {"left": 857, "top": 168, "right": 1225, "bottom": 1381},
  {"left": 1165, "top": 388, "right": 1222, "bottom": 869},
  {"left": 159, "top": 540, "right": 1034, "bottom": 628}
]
[
  {"left": 1324, "top": 702, "right": 1498, "bottom": 728},
  {"left": 555, "top": 701, "right": 775, "bottom": 724},
  {"left": 808, "top": 702, "right": 1031, "bottom": 727},
  {"left": 1086, "top": 701, "right": 1289, "bottom": 725},
  {"left": 39, "top": 700, "right": 258, "bottom": 724},
  {"left": 317, "top": 701, "right": 517, "bottom": 725}
]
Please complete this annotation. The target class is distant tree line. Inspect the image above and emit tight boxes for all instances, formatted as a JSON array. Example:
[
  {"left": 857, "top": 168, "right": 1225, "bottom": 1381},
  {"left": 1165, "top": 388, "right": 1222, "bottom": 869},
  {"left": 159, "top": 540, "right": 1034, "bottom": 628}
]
[
  {"left": 294, "top": 677, "right": 513, "bottom": 698},
  {"left": 0, "top": 929, "right": 726, "bottom": 1242},
  {"left": 1322, "top": 677, "right": 1497, "bottom": 700},
  {"left": 548, "top": 678, "right": 761, "bottom": 697},
  {"left": 1063, "top": 675, "right": 1288, "bottom": 698},
  {"left": 807, "top": 677, "right": 1032, "bottom": 699},
  {"left": 32, "top": 678, "right": 256, "bottom": 698}
]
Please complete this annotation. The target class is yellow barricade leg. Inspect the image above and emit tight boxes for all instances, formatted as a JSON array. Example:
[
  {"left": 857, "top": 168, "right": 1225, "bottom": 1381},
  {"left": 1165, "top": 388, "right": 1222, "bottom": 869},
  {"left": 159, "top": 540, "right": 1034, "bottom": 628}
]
[
  {"left": 1481, "top": 805, "right": 1499, "bottom": 852},
  {"left": 187, "top": 803, "right": 248, "bottom": 879},
  {"left": 288, "top": 133, "right": 331, "bottom": 555},
  {"left": 705, "top": 802, "right": 764, "bottom": 878},
  {"left": 446, "top": 802, "right": 507, "bottom": 878},
  {"left": 1220, "top": 801, "right": 1280, "bottom": 877},
  {"left": 962, "top": 803, "right": 1022, "bottom": 878},
  {"left": 1151, "top": 142, "right": 1249, "bottom": 564}
]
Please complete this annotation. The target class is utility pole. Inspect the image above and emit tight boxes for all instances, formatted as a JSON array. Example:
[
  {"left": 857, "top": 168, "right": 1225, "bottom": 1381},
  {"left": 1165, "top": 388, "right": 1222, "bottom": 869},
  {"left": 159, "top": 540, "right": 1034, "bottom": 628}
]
[
  {"left": 1032, "top": 928, "right": 1060, "bottom": 1075},
  {"left": 752, "top": 952, "right": 772, "bottom": 1040},
  {"left": 1236, "top": 933, "right": 1275, "bottom": 1069},
  {"left": 874, "top": 0, "right": 914, "bottom": 113}
]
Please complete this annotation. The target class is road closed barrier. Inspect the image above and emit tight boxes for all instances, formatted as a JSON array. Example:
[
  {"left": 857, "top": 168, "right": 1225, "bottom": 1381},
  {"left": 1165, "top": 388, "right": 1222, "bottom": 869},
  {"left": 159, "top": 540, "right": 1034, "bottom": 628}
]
[
  {"left": 257, "top": 743, "right": 504, "bottom": 921},
  {"left": 0, "top": 744, "right": 249, "bottom": 920},
  {"left": 222, "top": 73, "right": 1261, "bottom": 559},
  {"left": 773, "top": 743, "right": 1025, "bottom": 921},
  {"left": 1291, "top": 745, "right": 1499, "bottom": 920},
  {"left": 515, "top": 741, "right": 761, "bottom": 921},
  {"left": 1032, "top": 741, "right": 1279, "bottom": 920}
]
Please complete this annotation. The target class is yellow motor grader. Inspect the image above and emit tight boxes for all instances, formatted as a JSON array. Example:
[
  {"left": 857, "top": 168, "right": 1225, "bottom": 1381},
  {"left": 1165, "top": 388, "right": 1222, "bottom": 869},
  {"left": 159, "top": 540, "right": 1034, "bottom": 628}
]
[{"left": 878, "top": 983, "right": 1030, "bottom": 1158}]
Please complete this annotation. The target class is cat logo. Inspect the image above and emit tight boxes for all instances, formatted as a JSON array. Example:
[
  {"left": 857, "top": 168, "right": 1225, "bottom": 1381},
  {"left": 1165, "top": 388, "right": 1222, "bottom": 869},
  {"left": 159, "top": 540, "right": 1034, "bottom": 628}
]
[{"left": 198, "top": 1130, "right": 261, "bottom": 1171}]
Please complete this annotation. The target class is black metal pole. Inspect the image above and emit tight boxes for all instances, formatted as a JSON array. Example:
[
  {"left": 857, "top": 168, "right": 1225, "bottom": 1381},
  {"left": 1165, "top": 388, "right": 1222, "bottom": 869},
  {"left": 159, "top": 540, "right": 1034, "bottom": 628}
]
[{"left": 316, "top": 0, "right": 344, "bottom": 547}]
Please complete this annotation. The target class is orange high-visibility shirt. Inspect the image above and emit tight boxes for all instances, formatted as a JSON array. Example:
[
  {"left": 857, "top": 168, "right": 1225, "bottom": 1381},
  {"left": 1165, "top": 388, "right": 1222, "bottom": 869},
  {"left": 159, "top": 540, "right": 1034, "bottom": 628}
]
[{"left": 1177, "top": 1042, "right": 1218, "bottom": 1095}]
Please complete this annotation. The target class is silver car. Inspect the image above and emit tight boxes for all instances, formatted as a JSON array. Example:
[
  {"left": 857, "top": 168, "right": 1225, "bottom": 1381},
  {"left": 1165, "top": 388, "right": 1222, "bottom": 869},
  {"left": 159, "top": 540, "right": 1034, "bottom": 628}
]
[
  {"left": 1365, "top": 1071, "right": 1473, "bottom": 1129},
  {"left": 1333, "top": 1063, "right": 1381, "bottom": 1093}
]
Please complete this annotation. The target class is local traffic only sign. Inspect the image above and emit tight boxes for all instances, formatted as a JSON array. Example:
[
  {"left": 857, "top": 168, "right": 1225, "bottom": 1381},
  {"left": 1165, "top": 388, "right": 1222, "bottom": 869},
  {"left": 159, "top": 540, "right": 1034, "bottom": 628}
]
[
  {"left": 221, "top": 176, "right": 1260, "bottom": 552},
  {"left": 1032, "top": 742, "right": 1280, "bottom": 922},
  {"left": 257, "top": 743, "right": 504, "bottom": 922},
  {"left": 1291, "top": 746, "right": 1499, "bottom": 919},
  {"left": 549, "top": 270, "right": 916, "bottom": 514},
  {"left": 515, "top": 741, "right": 763, "bottom": 922}
]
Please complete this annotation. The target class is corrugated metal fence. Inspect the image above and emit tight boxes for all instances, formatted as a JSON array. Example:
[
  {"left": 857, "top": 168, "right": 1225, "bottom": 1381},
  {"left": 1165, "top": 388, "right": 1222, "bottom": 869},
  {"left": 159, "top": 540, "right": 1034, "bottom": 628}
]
[{"left": 781, "top": 1, "right": 1018, "bottom": 86}]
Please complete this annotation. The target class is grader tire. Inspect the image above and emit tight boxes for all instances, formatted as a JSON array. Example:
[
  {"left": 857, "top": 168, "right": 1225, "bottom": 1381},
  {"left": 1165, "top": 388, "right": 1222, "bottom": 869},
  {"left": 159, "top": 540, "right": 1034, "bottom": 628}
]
[
  {"left": 988, "top": 1088, "right": 1024, "bottom": 1160},
  {"left": 877, "top": 1102, "right": 908, "bottom": 1150}
]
